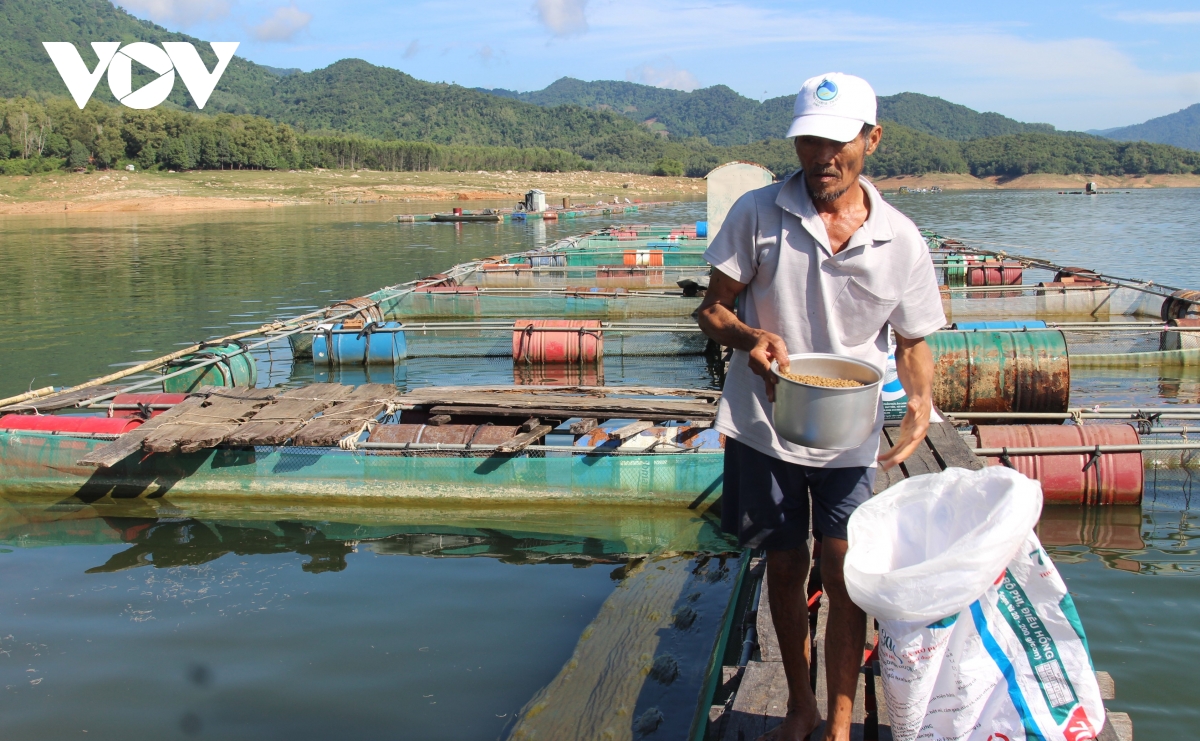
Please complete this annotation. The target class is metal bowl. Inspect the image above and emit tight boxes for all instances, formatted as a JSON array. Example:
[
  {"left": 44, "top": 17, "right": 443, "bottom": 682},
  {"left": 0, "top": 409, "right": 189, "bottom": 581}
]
[{"left": 771, "top": 353, "right": 883, "bottom": 450}]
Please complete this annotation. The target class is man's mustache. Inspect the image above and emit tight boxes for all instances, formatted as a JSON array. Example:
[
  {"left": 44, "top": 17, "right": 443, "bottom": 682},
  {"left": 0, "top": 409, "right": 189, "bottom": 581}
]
[{"left": 810, "top": 168, "right": 840, "bottom": 178}]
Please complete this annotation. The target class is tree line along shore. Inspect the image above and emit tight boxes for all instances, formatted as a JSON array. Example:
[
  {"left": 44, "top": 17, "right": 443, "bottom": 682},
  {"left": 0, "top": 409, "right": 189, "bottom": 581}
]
[{"left": 3, "top": 94, "right": 1200, "bottom": 187}]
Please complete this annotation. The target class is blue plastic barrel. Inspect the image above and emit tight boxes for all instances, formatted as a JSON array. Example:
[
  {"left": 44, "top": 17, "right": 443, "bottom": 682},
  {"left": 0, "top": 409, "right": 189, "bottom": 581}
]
[
  {"left": 312, "top": 322, "right": 407, "bottom": 366},
  {"left": 950, "top": 320, "right": 1048, "bottom": 331},
  {"left": 695, "top": 221, "right": 708, "bottom": 238}
]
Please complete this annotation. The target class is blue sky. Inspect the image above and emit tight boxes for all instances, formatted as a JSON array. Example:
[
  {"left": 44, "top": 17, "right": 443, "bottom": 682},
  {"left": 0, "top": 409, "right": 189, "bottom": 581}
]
[{"left": 115, "top": 0, "right": 1200, "bottom": 131}]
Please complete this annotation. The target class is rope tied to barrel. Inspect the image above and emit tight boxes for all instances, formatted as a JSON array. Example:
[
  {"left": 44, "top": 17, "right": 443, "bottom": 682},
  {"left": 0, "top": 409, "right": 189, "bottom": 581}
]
[{"left": 337, "top": 400, "right": 399, "bottom": 451}]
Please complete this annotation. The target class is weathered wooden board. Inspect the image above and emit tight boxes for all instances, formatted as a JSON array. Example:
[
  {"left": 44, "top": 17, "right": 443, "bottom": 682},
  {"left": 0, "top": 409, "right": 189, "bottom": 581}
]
[
  {"left": 609, "top": 420, "right": 654, "bottom": 441},
  {"left": 883, "top": 427, "right": 941, "bottom": 478},
  {"left": 810, "top": 598, "right": 869, "bottom": 741},
  {"left": 402, "top": 385, "right": 722, "bottom": 402},
  {"left": 1100, "top": 711, "right": 1134, "bottom": 741},
  {"left": 405, "top": 391, "right": 717, "bottom": 419},
  {"left": 495, "top": 424, "right": 553, "bottom": 453},
  {"left": 0, "top": 385, "right": 124, "bottom": 414},
  {"left": 224, "top": 384, "right": 355, "bottom": 446},
  {"left": 756, "top": 569, "right": 782, "bottom": 664},
  {"left": 290, "top": 384, "right": 397, "bottom": 447},
  {"left": 78, "top": 394, "right": 208, "bottom": 468},
  {"left": 429, "top": 406, "right": 712, "bottom": 423},
  {"left": 570, "top": 417, "right": 598, "bottom": 434},
  {"left": 142, "top": 387, "right": 276, "bottom": 454},
  {"left": 507, "top": 556, "right": 694, "bottom": 741},
  {"left": 924, "top": 421, "right": 984, "bottom": 471},
  {"left": 718, "top": 660, "right": 788, "bottom": 741}
]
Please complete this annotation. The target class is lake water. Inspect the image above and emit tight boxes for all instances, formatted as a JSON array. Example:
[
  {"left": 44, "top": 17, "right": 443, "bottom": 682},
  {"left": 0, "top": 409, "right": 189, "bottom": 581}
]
[{"left": 1, "top": 190, "right": 1198, "bottom": 739}]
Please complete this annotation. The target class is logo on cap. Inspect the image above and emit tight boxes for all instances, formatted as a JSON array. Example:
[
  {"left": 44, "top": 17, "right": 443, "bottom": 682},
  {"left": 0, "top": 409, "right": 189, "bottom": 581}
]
[{"left": 815, "top": 79, "right": 838, "bottom": 102}]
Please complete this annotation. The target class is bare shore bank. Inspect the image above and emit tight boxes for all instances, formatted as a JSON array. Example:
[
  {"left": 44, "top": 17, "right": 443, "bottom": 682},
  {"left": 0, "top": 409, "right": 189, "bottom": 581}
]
[
  {"left": 0, "top": 168, "right": 1196, "bottom": 215},
  {"left": 0, "top": 170, "right": 704, "bottom": 215}
]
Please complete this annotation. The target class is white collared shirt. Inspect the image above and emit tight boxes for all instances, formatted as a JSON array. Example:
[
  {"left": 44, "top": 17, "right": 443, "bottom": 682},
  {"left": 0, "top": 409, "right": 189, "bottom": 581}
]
[{"left": 702, "top": 171, "right": 946, "bottom": 467}]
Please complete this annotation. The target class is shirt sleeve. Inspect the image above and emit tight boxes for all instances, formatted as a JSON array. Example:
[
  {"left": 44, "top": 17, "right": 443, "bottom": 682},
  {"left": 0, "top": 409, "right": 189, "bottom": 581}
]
[
  {"left": 702, "top": 190, "right": 759, "bottom": 284},
  {"left": 888, "top": 243, "right": 946, "bottom": 339}
]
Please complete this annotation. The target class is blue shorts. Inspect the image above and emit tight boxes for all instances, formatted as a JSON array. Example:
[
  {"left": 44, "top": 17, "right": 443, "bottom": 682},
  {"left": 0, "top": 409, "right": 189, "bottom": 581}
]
[{"left": 720, "top": 437, "right": 875, "bottom": 550}]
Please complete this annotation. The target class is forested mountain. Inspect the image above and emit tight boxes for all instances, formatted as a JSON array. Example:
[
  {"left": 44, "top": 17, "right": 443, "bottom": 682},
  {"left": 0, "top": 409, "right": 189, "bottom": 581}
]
[
  {"left": 477, "top": 79, "right": 1055, "bottom": 144},
  {"left": 3, "top": 0, "right": 1199, "bottom": 179},
  {"left": 877, "top": 93, "right": 1055, "bottom": 140},
  {"left": 1, "top": 0, "right": 668, "bottom": 152},
  {"left": 1098, "top": 104, "right": 1200, "bottom": 152}
]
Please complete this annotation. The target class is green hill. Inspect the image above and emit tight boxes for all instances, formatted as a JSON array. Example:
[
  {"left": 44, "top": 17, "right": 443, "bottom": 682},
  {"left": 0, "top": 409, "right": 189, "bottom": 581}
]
[
  {"left": 2, "top": 0, "right": 1198, "bottom": 180},
  {"left": 477, "top": 79, "right": 1054, "bottom": 144},
  {"left": 1098, "top": 104, "right": 1200, "bottom": 152},
  {"left": 876, "top": 93, "right": 1055, "bottom": 140},
  {"left": 1, "top": 0, "right": 668, "bottom": 155}
]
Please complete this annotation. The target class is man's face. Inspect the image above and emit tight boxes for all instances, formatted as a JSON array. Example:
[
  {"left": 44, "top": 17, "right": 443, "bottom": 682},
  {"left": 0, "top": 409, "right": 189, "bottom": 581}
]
[{"left": 794, "top": 126, "right": 881, "bottom": 202}]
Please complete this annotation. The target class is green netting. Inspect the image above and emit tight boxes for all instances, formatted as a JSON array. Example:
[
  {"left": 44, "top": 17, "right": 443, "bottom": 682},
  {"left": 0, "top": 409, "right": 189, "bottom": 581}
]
[
  {"left": 467, "top": 267, "right": 708, "bottom": 289},
  {"left": 506, "top": 250, "right": 708, "bottom": 267},
  {"left": 0, "top": 430, "right": 724, "bottom": 503},
  {"left": 943, "top": 286, "right": 1163, "bottom": 322},
  {"left": 378, "top": 292, "right": 702, "bottom": 320},
  {"left": 404, "top": 329, "right": 708, "bottom": 357}
]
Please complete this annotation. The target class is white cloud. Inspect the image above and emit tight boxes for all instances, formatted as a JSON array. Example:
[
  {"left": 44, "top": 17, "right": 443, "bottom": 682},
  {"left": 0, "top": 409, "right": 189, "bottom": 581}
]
[
  {"left": 252, "top": 4, "right": 313, "bottom": 42},
  {"left": 1108, "top": 10, "right": 1200, "bottom": 24},
  {"left": 534, "top": 0, "right": 588, "bottom": 36},
  {"left": 626, "top": 58, "right": 699, "bottom": 91},
  {"left": 403, "top": 39, "right": 421, "bottom": 59},
  {"left": 116, "top": 0, "right": 230, "bottom": 27}
]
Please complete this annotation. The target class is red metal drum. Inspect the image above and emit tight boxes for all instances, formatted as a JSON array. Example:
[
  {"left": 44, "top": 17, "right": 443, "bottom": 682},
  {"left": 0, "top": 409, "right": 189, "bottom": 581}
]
[
  {"left": 0, "top": 414, "right": 143, "bottom": 434},
  {"left": 542, "top": 211, "right": 558, "bottom": 221},
  {"left": 107, "top": 393, "right": 189, "bottom": 418},
  {"left": 966, "top": 261, "right": 1023, "bottom": 287},
  {"left": 512, "top": 320, "right": 603, "bottom": 364},
  {"left": 974, "top": 424, "right": 1142, "bottom": 505}
]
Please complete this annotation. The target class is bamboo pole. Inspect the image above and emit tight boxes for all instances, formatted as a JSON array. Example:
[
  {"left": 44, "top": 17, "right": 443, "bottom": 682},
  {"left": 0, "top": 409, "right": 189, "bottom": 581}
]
[{"left": 975, "top": 442, "right": 1200, "bottom": 455}]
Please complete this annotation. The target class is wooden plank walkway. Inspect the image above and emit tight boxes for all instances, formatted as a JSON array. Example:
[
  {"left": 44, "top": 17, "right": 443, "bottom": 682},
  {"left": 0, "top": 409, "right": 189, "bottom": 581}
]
[
  {"left": 0, "top": 385, "right": 124, "bottom": 414},
  {"left": 711, "top": 421, "right": 1134, "bottom": 741}
]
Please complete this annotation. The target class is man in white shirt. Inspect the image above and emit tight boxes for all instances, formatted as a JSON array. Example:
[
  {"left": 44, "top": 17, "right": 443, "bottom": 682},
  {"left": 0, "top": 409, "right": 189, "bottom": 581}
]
[{"left": 698, "top": 73, "right": 945, "bottom": 741}]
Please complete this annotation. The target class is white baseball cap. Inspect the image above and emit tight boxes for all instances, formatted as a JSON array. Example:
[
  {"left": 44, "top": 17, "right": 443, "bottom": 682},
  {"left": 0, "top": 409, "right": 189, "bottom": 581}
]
[{"left": 785, "top": 73, "right": 877, "bottom": 142}]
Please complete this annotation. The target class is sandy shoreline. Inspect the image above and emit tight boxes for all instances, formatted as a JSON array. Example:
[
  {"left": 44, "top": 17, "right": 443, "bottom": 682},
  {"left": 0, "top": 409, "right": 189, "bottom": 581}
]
[
  {"left": 0, "top": 170, "right": 704, "bottom": 215},
  {"left": 0, "top": 168, "right": 1195, "bottom": 215}
]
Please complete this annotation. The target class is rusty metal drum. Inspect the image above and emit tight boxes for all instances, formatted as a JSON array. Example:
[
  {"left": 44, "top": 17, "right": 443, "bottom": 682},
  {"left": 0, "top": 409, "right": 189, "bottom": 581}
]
[
  {"left": 1160, "top": 289, "right": 1200, "bottom": 322},
  {"left": 368, "top": 423, "right": 519, "bottom": 446},
  {"left": 928, "top": 330, "right": 1070, "bottom": 415},
  {"left": 966, "top": 261, "right": 1023, "bottom": 286},
  {"left": 512, "top": 320, "right": 603, "bottom": 364},
  {"left": 1160, "top": 318, "right": 1200, "bottom": 351},
  {"left": 975, "top": 424, "right": 1142, "bottom": 505}
]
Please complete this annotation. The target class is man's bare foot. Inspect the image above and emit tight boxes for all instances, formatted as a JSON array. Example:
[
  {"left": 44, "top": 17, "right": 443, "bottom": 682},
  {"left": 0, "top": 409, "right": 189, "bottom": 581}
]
[{"left": 757, "top": 707, "right": 821, "bottom": 741}]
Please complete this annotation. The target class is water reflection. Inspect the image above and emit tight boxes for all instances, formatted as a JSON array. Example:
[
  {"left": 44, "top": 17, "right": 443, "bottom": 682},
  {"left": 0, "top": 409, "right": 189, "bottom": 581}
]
[
  {"left": 0, "top": 202, "right": 705, "bottom": 398},
  {"left": 1039, "top": 472, "right": 1197, "bottom": 576},
  {"left": 0, "top": 496, "right": 740, "bottom": 741}
]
